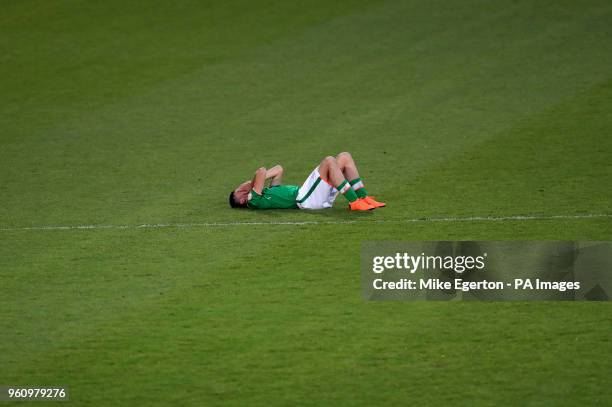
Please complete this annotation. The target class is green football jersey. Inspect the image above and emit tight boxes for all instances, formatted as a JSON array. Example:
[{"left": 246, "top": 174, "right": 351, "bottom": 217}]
[{"left": 247, "top": 185, "right": 299, "bottom": 209}]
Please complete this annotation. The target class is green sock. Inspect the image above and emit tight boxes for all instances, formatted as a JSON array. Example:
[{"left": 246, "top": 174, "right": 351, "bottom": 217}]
[
  {"left": 349, "top": 178, "right": 368, "bottom": 198},
  {"left": 337, "top": 180, "right": 358, "bottom": 202}
]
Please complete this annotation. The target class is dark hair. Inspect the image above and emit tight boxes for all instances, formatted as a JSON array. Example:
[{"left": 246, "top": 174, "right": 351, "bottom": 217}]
[{"left": 229, "top": 191, "right": 247, "bottom": 208}]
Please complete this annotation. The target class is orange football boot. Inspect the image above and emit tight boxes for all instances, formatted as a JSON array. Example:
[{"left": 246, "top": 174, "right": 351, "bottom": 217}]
[
  {"left": 349, "top": 199, "right": 375, "bottom": 211},
  {"left": 362, "top": 196, "right": 386, "bottom": 208}
]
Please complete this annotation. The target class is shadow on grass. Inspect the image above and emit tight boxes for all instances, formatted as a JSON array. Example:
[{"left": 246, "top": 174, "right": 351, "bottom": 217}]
[{"left": 253, "top": 206, "right": 378, "bottom": 221}]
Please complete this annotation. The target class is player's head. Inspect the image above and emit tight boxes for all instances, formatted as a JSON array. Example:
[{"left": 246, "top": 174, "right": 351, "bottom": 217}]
[
  {"left": 229, "top": 181, "right": 250, "bottom": 208},
  {"left": 229, "top": 191, "right": 247, "bottom": 208}
]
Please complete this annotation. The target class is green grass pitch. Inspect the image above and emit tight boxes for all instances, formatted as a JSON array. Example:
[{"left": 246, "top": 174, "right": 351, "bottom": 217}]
[{"left": 1, "top": 0, "right": 611, "bottom": 405}]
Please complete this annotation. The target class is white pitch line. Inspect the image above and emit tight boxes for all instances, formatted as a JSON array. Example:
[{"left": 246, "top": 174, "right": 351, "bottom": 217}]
[{"left": 0, "top": 213, "right": 610, "bottom": 232}]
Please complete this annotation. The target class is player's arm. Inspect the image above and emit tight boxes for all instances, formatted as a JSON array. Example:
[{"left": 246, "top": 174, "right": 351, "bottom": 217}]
[
  {"left": 266, "top": 165, "right": 283, "bottom": 187},
  {"left": 251, "top": 167, "right": 267, "bottom": 194},
  {"left": 251, "top": 165, "right": 283, "bottom": 193}
]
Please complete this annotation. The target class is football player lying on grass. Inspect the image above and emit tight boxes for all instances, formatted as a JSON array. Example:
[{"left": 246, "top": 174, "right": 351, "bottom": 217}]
[{"left": 229, "top": 152, "right": 385, "bottom": 211}]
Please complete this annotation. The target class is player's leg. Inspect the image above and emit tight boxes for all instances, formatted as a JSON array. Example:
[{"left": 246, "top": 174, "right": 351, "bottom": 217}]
[
  {"left": 335, "top": 152, "right": 386, "bottom": 208},
  {"left": 318, "top": 156, "right": 373, "bottom": 210},
  {"left": 336, "top": 151, "right": 360, "bottom": 180},
  {"left": 318, "top": 156, "right": 346, "bottom": 186},
  {"left": 296, "top": 158, "right": 339, "bottom": 210}
]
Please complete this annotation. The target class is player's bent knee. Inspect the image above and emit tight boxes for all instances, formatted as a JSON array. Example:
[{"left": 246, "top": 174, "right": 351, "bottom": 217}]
[
  {"left": 323, "top": 156, "right": 336, "bottom": 165},
  {"left": 337, "top": 151, "right": 352, "bottom": 162},
  {"left": 320, "top": 156, "right": 338, "bottom": 175}
]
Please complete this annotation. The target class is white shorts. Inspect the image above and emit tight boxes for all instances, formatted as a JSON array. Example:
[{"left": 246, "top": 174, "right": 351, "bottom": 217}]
[{"left": 296, "top": 167, "right": 339, "bottom": 210}]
